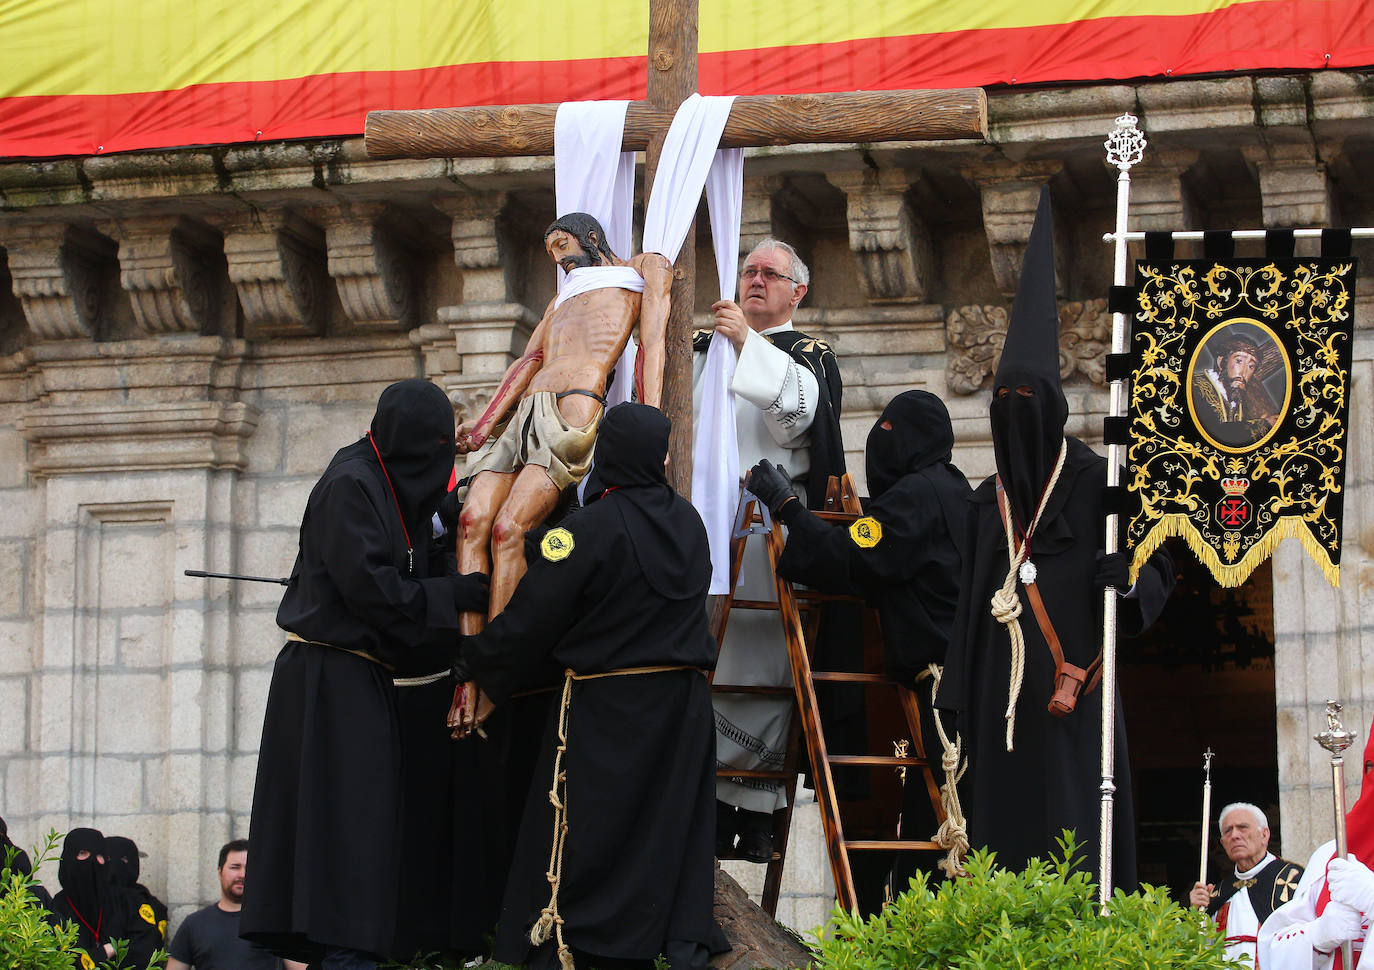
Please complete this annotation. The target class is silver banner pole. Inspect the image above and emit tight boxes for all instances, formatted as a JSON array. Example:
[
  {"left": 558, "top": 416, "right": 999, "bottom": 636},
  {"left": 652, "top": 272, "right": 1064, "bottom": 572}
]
[
  {"left": 1099, "top": 113, "right": 1147, "bottom": 909},
  {"left": 1315, "top": 699, "right": 1358, "bottom": 970}
]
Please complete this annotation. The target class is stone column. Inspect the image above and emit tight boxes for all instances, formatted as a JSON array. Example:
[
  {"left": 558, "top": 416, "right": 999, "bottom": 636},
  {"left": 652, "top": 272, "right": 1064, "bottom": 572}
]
[
  {"left": 1243, "top": 142, "right": 1339, "bottom": 228},
  {"left": 828, "top": 169, "right": 932, "bottom": 305},
  {"left": 103, "top": 215, "right": 236, "bottom": 336},
  {"left": 0, "top": 223, "right": 123, "bottom": 340},
  {"left": 973, "top": 162, "right": 1065, "bottom": 298},
  {"left": 17, "top": 336, "right": 259, "bottom": 921},
  {"left": 1273, "top": 350, "right": 1374, "bottom": 860},
  {"left": 429, "top": 193, "right": 539, "bottom": 425},
  {"left": 1128, "top": 150, "right": 1202, "bottom": 232},
  {"left": 318, "top": 203, "right": 422, "bottom": 333},
  {"left": 220, "top": 212, "right": 333, "bottom": 339}
]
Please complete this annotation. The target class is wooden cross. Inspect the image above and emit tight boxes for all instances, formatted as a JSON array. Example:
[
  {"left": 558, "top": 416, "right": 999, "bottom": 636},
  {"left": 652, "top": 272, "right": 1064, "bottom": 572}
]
[{"left": 365, "top": 0, "right": 986, "bottom": 491}]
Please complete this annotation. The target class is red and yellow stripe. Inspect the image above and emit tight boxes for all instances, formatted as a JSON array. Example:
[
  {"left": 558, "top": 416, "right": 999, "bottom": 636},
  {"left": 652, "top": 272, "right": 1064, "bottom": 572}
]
[{"left": 0, "top": 0, "right": 1370, "bottom": 159}]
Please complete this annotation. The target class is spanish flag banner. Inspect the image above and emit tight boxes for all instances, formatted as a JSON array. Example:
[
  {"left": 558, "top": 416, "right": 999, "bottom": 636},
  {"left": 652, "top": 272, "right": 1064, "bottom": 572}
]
[
  {"left": 2, "top": 0, "right": 1373, "bottom": 159},
  {"left": 1124, "top": 248, "right": 1356, "bottom": 589}
]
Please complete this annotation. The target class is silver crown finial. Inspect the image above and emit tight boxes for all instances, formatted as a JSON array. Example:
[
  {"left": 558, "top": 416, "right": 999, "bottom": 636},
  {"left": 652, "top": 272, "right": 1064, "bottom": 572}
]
[{"left": 1105, "top": 113, "right": 1147, "bottom": 170}]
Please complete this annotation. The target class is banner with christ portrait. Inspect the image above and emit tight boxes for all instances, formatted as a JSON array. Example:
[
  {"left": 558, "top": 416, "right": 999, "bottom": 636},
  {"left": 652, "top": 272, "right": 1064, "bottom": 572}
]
[{"left": 1124, "top": 255, "right": 1356, "bottom": 589}]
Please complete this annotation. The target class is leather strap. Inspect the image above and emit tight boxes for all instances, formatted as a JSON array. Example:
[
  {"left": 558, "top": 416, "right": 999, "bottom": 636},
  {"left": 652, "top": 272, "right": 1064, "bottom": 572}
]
[{"left": 1022, "top": 581, "right": 1102, "bottom": 716}]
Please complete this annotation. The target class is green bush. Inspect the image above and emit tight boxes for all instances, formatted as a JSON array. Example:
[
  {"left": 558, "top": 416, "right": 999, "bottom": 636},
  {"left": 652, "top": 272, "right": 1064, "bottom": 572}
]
[
  {"left": 811, "top": 834, "right": 1245, "bottom": 970},
  {"left": 0, "top": 831, "right": 165, "bottom": 970}
]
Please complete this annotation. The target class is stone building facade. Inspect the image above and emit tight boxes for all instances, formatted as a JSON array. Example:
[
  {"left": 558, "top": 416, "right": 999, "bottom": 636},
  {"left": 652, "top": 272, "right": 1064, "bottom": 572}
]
[{"left": 1, "top": 71, "right": 1372, "bottom": 933}]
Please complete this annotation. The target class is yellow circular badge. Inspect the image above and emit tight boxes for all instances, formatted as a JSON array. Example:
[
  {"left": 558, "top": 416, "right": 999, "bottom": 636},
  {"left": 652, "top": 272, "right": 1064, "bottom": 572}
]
[
  {"left": 139, "top": 903, "right": 155, "bottom": 925},
  {"left": 541, "top": 527, "right": 575, "bottom": 562},
  {"left": 81, "top": 954, "right": 95, "bottom": 970},
  {"left": 849, "top": 516, "right": 883, "bottom": 549}
]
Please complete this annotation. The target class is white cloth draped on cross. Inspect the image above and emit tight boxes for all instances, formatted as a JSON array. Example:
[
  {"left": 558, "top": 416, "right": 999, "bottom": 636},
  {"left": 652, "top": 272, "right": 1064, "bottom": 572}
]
[{"left": 553, "top": 94, "right": 743, "bottom": 592}]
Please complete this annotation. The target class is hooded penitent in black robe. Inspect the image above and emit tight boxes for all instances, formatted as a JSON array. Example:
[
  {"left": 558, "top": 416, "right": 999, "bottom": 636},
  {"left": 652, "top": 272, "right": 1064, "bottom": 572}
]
[
  {"left": 242, "top": 379, "right": 487, "bottom": 964},
  {"left": 104, "top": 837, "right": 167, "bottom": 944},
  {"left": 775, "top": 391, "right": 971, "bottom": 891},
  {"left": 456, "top": 404, "right": 729, "bottom": 970},
  {"left": 51, "top": 828, "right": 162, "bottom": 969},
  {"left": 934, "top": 189, "right": 1173, "bottom": 890},
  {"left": 0, "top": 815, "right": 55, "bottom": 914}
]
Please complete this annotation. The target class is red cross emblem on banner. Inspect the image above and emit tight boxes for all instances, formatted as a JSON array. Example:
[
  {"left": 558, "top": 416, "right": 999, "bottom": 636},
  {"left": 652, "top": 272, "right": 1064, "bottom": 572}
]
[{"left": 1216, "top": 496, "right": 1251, "bottom": 528}]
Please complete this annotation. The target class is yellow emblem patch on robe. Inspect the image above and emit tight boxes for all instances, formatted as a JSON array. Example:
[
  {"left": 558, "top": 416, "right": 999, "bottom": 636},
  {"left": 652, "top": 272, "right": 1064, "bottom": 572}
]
[
  {"left": 158, "top": 919, "right": 167, "bottom": 939},
  {"left": 541, "top": 527, "right": 575, "bottom": 562},
  {"left": 81, "top": 954, "right": 95, "bottom": 970},
  {"left": 139, "top": 903, "right": 155, "bottom": 924},
  {"left": 849, "top": 516, "right": 882, "bottom": 548}
]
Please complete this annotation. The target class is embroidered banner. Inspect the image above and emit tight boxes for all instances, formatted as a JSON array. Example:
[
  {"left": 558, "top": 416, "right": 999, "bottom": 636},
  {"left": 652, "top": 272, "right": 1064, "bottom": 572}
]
[
  {"left": 3, "top": 0, "right": 1374, "bottom": 158},
  {"left": 1125, "top": 256, "right": 1355, "bottom": 588}
]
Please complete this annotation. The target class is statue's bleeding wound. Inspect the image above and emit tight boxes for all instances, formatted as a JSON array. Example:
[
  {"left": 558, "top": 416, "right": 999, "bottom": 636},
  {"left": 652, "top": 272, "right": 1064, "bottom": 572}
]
[{"left": 470, "top": 349, "right": 544, "bottom": 447}]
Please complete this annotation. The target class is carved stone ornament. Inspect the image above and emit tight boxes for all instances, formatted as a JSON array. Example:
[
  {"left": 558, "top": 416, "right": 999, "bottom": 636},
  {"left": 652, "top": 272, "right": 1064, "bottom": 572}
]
[
  {"left": 2, "top": 223, "right": 116, "bottom": 340},
  {"left": 109, "top": 216, "right": 231, "bottom": 336},
  {"left": 946, "top": 297, "right": 1110, "bottom": 394},
  {"left": 222, "top": 213, "right": 330, "bottom": 339}
]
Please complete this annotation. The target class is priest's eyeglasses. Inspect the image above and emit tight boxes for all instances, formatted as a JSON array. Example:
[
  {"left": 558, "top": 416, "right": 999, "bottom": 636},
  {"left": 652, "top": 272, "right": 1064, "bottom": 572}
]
[{"left": 741, "top": 266, "right": 798, "bottom": 285}]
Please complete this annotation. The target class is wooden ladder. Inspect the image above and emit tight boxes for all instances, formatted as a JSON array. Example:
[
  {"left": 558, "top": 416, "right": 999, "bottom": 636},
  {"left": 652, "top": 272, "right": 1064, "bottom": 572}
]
[{"left": 710, "top": 474, "right": 949, "bottom": 914}]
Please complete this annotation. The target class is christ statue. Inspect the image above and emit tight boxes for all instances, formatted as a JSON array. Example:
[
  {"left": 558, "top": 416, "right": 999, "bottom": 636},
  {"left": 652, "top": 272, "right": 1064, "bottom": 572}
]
[{"left": 454, "top": 212, "right": 671, "bottom": 631}]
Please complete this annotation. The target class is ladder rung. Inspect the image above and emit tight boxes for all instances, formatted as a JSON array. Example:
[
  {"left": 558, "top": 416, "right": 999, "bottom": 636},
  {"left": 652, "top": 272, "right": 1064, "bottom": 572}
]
[
  {"left": 711, "top": 684, "right": 792, "bottom": 695},
  {"left": 827, "top": 755, "right": 927, "bottom": 767},
  {"left": 815, "top": 510, "right": 861, "bottom": 522},
  {"left": 844, "top": 840, "right": 944, "bottom": 851},
  {"left": 811, "top": 672, "right": 891, "bottom": 684},
  {"left": 716, "top": 768, "right": 791, "bottom": 780},
  {"left": 729, "top": 598, "right": 782, "bottom": 610}
]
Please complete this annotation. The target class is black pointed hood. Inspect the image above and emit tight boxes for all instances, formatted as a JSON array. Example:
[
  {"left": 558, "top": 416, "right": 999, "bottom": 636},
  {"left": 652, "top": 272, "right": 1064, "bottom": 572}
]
[
  {"left": 584, "top": 404, "right": 710, "bottom": 601},
  {"left": 991, "top": 186, "right": 1068, "bottom": 530}
]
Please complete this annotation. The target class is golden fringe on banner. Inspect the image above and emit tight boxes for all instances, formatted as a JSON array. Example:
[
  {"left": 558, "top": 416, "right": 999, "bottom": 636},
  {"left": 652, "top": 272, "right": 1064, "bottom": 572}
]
[{"left": 1130, "top": 512, "right": 1340, "bottom": 589}]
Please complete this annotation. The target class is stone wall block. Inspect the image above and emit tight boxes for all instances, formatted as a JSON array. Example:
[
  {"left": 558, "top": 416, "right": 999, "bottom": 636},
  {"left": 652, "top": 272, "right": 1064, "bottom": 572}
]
[
  {"left": 0, "top": 539, "right": 26, "bottom": 617},
  {"left": 108, "top": 215, "right": 235, "bottom": 336},
  {"left": 739, "top": 175, "right": 785, "bottom": 256},
  {"left": 322, "top": 207, "right": 419, "bottom": 332},
  {"left": 222, "top": 214, "right": 331, "bottom": 339},
  {"left": 0, "top": 677, "right": 28, "bottom": 751},
  {"left": 92, "top": 754, "right": 145, "bottom": 815},
  {"left": 829, "top": 170, "right": 931, "bottom": 305},
  {"left": 234, "top": 668, "right": 274, "bottom": 753},
  {"left": 3, "top": 223, "right": 118, "bottom": 340}
]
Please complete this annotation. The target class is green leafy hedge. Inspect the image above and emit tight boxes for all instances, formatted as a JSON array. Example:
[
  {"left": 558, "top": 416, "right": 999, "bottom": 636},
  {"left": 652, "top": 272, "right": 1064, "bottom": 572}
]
[
  {"left": 1, "top": 832, "right": 165, "bottom": 970},
  {"left": 811, "top": 834, "right": 1244, "bottom": 970}
]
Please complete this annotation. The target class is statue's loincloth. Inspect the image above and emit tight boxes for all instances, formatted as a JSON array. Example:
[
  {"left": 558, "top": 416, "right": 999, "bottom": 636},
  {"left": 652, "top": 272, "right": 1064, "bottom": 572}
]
[{"left": 465, "top": 390, "right": 604, "bottom": 491}]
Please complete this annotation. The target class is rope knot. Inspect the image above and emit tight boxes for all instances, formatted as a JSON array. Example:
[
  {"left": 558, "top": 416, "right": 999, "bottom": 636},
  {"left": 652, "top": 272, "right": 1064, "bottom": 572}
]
[{"left": 990, "top": 585, "right": 1021, "bottom": 624}]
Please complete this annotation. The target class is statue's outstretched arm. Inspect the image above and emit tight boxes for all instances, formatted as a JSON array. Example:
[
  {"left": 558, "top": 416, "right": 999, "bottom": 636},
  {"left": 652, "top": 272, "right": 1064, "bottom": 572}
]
[
  {"left": 457, "top": 301, "right": 553, "bottom": 452},
  {"left": 635, "top": 254, "right": 673, "bottom": 408}
]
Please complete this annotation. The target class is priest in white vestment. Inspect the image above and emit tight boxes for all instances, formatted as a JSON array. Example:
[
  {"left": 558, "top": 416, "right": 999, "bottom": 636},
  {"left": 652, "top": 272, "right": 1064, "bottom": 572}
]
[
  {"left": 692, "top": 238, "right": 846, "bottom": 863},
  {"left": 1259, "top": 721, "right": 1374, "bottom": 969},
  {"left": 1189, "top": 802, "right": 1303, "bottom": 968}
]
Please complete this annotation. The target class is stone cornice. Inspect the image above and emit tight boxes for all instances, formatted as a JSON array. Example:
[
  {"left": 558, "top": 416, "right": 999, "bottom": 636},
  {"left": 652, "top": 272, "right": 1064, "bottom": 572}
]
[{"left": 18, "top": 400, "right": 260, "bottom": 476}]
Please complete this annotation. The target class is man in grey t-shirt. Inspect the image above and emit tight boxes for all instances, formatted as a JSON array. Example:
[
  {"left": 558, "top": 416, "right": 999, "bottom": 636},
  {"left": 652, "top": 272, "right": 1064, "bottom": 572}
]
[{"left": 167, "top": 841, "right": 305, "bottom": 970}]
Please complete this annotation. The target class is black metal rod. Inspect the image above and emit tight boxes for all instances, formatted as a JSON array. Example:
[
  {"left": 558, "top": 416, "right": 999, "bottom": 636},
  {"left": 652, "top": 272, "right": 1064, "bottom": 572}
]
[{"left": 184, "top": 569, "right": 289, "bottom": 586}]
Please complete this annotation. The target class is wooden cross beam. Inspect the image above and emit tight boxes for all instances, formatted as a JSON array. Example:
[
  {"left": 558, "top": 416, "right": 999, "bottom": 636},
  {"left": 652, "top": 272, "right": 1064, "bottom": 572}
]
[{"left": 362, "top": 0, "right": 986, "bottom": 491}]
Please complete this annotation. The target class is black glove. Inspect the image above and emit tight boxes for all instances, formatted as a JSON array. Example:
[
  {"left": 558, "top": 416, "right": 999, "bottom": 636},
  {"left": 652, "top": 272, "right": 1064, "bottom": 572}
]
[
  {"left": 454, "top": 571, "right": 490, "bottom": 613},
  {"left": 746, "top": 459, "right": 798, "bottom": 515},
  {"left": 1093, "top": 551, "right": 1130, "bottom": 591},
  {"left": 436, "top": 487, "right": 462, "bottom": 535}
]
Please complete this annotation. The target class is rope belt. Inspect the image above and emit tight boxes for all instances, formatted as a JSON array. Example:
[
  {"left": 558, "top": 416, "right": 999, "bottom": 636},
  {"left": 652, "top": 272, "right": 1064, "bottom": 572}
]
[
  {"left": 285, "top": 631, "right": 447, "bottom": 686},
  {"left": 991, "top": 440, "right": 1067, "bottom": 751},
  {"left": 915, "top": 663, "right": 969, "bottom": 877},
  {"left": 532, "top": 664, "right": 706, "bottom": 970}
]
